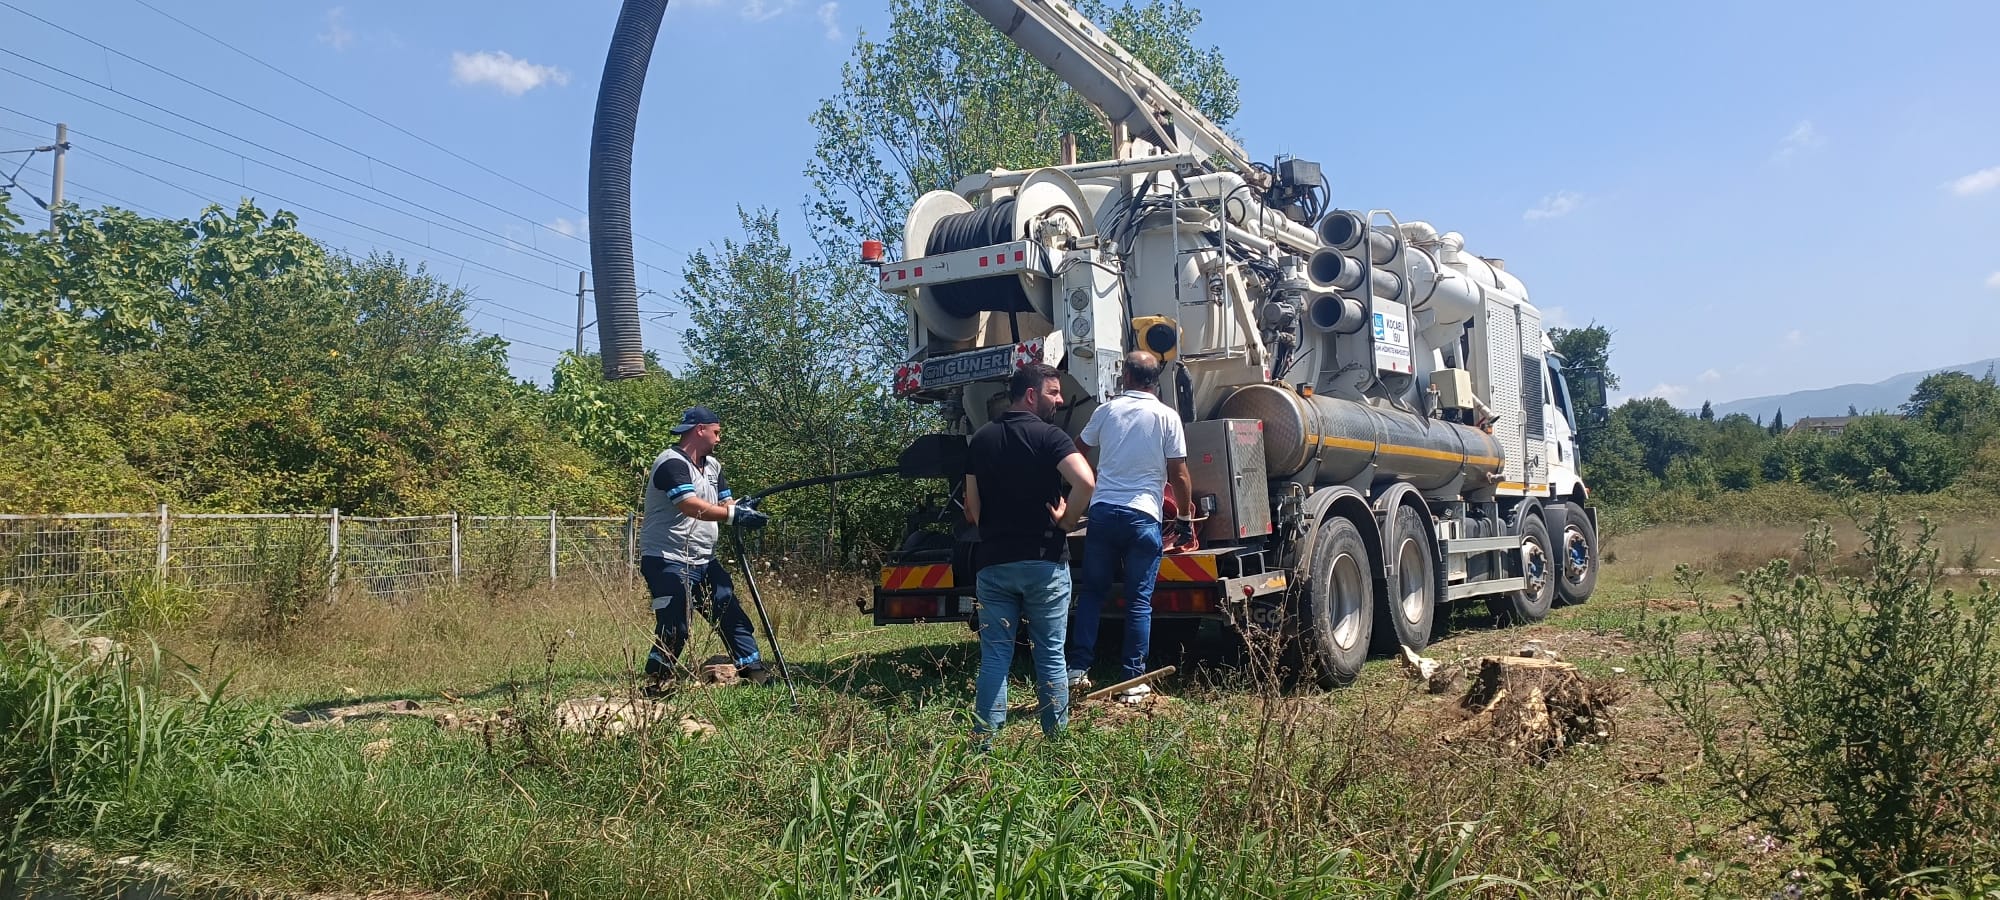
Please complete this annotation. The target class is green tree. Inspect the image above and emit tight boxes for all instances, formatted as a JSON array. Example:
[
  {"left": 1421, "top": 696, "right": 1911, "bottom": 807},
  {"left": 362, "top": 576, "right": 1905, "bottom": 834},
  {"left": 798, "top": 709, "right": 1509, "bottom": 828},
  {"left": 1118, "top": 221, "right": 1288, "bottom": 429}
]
[
  {"left": 1705, "top": 413, "right": 1769, "bottom": 491},
  {"left": 1821, "top": 416, "right": 1960, "bottom": 493},
  {"left": 548, "top": 351, "right": 691, "bottom": 489},
  {"left": 674, "top": 209, "right": 933, "bottom": 562},
  {"left": 1578, "top": 415, "right": 1653, "bottom": 502},
  {"left": 1762, "top": 430, "right": 1828, "bottom": 485},
  {"left": 1769, "top": 407, "right": 1786, "bottom": 436},
  {"left": 1903, "top": 370, "right": 2000, "bottom": 451},
  {"left": 1615, "top": 397, "right": 1700, "bottom": 480},
  {"left": 1697, "top": 399, "right": 1714, "bottom": 422}
]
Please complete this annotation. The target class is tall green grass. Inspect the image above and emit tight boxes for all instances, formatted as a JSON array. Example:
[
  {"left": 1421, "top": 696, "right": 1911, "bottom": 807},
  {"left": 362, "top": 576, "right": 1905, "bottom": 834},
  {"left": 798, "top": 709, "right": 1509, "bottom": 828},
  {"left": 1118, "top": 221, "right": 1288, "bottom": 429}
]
[{"left": 0, "top": 627, "right": 272, "bottom": 877}]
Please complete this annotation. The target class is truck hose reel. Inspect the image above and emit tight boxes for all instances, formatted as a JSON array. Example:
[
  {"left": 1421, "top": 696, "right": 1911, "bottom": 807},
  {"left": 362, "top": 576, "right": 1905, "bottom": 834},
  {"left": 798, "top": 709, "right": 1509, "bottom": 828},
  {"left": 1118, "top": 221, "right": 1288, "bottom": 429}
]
[{"left": 924, "top": 198, "right": 1035, "bottom": 318}]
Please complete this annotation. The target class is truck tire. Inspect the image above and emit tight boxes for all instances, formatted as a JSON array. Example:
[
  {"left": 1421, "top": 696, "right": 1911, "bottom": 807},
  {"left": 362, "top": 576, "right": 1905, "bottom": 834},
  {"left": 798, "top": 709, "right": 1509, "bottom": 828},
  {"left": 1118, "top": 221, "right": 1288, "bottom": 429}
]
[
  {"left": 1303, "top": 514, "right": 1374, "bottom": 687},
  {"left": 1555, "top": 501, "right": 1599, "bottom": 607},
  {"left": 1488, "top": 512, "right": 1554, "bottom": 625},
  {"left": 1374, "top": 504, "right": 1436, "bottom": 654}
]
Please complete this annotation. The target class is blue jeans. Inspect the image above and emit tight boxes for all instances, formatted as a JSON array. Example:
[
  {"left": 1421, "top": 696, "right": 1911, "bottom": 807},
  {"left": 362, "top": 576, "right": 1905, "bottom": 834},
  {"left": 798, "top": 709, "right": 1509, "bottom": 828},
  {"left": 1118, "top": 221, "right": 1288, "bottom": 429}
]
[
  {"left": 641, "top": 556, "right": 761, "bottom": 674},
  {"left": 1068, "top": 503, "right": 1163, "bottom": 680},
  {"left": 973, "top": 560, "right": 1071, "bottom": 738}
]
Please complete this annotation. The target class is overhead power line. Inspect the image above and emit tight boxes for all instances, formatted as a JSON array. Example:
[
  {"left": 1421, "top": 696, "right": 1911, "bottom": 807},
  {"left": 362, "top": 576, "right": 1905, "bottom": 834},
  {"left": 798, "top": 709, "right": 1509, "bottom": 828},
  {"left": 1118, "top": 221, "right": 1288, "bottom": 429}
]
[
  {"left": 69, "top": 143, "right": 573, "bottom": 303},
  {"left": 0, "top": 60, "right": 586, "bottom": 274},
  {"left": 1, "top": 0, "right": 685, "bottom": 260}
]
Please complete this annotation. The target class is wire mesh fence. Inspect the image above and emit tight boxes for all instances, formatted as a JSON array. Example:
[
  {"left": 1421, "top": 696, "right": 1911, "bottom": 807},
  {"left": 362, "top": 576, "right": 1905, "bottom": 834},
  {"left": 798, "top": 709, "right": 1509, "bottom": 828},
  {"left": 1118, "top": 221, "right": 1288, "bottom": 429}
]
[{"left": 0, "top": 507, "right": 638, "bottom": 614}]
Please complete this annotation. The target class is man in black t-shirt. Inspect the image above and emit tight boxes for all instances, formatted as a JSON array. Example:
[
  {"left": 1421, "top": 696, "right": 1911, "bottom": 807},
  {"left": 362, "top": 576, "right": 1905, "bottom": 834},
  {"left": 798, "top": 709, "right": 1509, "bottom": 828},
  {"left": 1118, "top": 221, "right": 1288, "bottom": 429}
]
[{"left": 964, "top": 363, "right": 1095, "bottom": 743}]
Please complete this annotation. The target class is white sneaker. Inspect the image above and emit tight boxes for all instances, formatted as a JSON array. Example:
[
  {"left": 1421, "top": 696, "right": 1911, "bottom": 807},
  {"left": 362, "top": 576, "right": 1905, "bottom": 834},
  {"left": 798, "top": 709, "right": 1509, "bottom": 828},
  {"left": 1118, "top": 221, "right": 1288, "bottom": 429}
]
[
  {"left": 1114, "top": 683, "right": 1153, "bottom": 704},
  {"left": 1067, "top": 670, "right": 1092, "bottom": 690}
]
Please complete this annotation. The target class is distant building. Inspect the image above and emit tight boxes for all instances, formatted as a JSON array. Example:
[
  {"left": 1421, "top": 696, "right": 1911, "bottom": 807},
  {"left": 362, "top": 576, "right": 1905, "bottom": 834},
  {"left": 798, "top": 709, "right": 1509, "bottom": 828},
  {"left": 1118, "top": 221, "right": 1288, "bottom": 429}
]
[{"left": 1789, "top": 416, "right": 1854, "bottom": 435}]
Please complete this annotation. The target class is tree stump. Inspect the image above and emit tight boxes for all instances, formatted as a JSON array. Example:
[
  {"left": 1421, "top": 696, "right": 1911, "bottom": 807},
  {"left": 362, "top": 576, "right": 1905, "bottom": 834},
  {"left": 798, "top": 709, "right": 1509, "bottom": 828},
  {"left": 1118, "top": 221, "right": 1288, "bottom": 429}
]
[{"left": 1443, "top": 655, "right": 1613, "bottom": 760}]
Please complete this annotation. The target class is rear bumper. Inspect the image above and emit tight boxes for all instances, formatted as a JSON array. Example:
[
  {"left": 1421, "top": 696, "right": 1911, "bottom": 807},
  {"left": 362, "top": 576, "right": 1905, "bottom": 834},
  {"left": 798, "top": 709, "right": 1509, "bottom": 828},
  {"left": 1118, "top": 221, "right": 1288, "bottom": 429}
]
[{"left": 867, "top": 569, "right": 1286, "bottom": 626}]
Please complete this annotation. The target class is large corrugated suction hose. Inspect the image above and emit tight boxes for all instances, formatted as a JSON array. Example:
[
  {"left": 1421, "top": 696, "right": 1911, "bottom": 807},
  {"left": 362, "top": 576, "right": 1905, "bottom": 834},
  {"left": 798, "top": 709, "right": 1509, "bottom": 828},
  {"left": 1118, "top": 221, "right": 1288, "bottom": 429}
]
[{"left": 588, "top": 0, "right": 668, "bottom": 381}]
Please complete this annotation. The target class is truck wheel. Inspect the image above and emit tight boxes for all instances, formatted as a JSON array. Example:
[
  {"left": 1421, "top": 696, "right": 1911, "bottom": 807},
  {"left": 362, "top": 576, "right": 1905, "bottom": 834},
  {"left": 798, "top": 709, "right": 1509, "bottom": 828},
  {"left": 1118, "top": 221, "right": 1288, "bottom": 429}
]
[
  {"left": 1373, "top": 504, "right": 1436, "bottom": 654},
  {"left": 1555, "top": 501, "right": 1599, "bottom": 607},
  {"left": 1489, "top": 513, "right": 1554, "bottom": 625},
  {"left": 1303, "top": 515, "right": 1373, "bottom": 687}
]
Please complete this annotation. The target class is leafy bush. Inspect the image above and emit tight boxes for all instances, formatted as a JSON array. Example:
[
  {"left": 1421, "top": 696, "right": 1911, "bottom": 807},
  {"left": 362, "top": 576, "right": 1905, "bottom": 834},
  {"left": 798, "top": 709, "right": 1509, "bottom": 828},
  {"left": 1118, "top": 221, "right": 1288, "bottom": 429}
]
[{"left": 1638, "top": 509, "right": 2000, "bottom": 893}]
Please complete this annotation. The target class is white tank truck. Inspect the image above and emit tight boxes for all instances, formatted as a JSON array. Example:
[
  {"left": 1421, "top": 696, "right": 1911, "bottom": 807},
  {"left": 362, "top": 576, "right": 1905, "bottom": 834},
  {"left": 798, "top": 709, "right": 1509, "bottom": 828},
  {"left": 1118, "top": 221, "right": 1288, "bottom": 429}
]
[{"left": 856, "top": 0, "right": 1603, "bottom": 684}]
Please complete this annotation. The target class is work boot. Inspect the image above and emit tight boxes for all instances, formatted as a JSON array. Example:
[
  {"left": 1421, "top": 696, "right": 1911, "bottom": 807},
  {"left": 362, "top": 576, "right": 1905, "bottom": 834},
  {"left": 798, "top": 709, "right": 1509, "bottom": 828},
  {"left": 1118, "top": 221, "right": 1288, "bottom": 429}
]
[{"left": 1068, "top": 670, "right": 1092, "bottom": 691}]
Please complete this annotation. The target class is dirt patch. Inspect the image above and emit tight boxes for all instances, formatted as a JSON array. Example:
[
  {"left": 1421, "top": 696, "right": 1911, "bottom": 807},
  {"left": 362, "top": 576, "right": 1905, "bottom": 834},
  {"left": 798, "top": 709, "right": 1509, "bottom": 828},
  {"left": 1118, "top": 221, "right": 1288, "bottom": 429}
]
[{"left": 278, "top": 695, "right": 716, "bottom": 740}]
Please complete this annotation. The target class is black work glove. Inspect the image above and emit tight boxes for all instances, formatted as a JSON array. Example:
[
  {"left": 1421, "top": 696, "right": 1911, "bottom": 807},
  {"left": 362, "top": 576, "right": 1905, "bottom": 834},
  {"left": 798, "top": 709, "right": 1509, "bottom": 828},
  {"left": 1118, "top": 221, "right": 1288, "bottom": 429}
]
[{"left": 728, "top": 502, "right": 771, "bottom": 531}]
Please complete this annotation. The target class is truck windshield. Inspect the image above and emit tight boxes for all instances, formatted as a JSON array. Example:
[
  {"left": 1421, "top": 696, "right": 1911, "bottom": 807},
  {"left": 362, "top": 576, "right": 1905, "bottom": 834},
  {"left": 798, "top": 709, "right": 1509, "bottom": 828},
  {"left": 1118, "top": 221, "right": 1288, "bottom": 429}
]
[{"left": 1546, "top": 355, "right": 1577, "bottom": 431}]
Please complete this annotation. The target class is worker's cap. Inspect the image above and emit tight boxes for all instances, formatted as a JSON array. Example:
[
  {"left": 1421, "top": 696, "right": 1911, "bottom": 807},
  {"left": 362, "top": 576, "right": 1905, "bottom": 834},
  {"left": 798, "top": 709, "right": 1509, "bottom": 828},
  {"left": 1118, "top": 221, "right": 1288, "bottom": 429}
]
[{"left": 670, "top": 405, "right": 722, "bottom": 434}]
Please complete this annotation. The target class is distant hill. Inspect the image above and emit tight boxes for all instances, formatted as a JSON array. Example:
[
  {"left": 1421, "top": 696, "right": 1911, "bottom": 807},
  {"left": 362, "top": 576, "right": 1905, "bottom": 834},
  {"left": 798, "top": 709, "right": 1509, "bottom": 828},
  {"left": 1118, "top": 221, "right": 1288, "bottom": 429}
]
[{"left": 1710, "top": 358, "right": 2000, "bottom": 422}]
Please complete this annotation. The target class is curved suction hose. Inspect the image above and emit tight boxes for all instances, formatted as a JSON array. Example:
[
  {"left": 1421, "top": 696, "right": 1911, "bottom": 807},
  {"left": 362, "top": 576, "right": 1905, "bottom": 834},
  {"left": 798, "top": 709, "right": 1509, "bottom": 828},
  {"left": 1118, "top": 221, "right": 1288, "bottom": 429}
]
[{"left": 588, "top": 0, "right": 669, "bottom": 381}]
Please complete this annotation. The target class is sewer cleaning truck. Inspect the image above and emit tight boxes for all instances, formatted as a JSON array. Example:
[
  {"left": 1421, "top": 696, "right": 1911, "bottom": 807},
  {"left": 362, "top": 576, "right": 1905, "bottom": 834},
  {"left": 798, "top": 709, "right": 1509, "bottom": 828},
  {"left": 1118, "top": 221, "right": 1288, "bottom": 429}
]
[{"left": 858, "top": 0, "right": 1601, "bottom": 684}]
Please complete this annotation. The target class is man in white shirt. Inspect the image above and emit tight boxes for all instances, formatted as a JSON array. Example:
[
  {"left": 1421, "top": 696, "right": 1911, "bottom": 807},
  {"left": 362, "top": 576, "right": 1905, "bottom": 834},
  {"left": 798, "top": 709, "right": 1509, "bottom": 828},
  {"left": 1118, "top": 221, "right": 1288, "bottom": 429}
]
[{"left": 1066, "top": 351, "right": 1193, "bottom": 698}]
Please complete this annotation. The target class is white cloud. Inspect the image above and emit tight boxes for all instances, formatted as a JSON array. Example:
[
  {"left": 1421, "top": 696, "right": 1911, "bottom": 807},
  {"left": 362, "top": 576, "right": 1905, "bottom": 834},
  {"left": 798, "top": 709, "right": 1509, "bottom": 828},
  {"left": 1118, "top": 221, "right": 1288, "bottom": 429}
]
[
  {"left": 1698, "top": 368, "right": 1723, "bottom": 384},
  {"left": 1540, "top": 305, "right": 1572, "bottom": 329},
  {"left": 1950, "top": 166, "right": 2000, "bottom": 197},
  {"left": 318, "top": 7, "right": 354, "bottom": 50},
  {"left": 451, "top": 51, "right": 570, "bottom": 96},
  {"left": 1782, "top": 329, "right": 1807, "bottom": 348},
  {"left": 1638, "top": 383, "right": 1690, "bottom": 404},
  {"left": 1522, "top": 190, "right": 1583, "bottom": 222},
  {"left": 1986, "top": 271, "right": 2000, "bottom": 290},
  {"left": 1773, "top": 120, "right": 1824, "bottom": 163},
  {"left": 817, "top": 2, "right": 843, "bottom": 41},
  {"left": 550, "top": 216, "right": 587, "bottom": 238}
]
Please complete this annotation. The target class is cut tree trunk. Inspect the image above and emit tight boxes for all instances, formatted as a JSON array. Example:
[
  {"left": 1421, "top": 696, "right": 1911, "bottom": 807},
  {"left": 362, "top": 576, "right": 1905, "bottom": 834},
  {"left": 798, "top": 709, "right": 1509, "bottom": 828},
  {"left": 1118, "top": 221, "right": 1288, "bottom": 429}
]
[{"left": 1443, "top": 655, "right": 1613, "bottom": 760}]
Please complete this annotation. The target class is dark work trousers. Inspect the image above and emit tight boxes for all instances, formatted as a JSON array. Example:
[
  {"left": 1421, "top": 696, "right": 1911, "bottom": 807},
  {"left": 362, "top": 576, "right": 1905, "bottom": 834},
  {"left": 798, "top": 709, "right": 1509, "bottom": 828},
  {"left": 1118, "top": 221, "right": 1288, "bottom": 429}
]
[{"left": 641, "top": 556, "right": 762, "bottom": 675}]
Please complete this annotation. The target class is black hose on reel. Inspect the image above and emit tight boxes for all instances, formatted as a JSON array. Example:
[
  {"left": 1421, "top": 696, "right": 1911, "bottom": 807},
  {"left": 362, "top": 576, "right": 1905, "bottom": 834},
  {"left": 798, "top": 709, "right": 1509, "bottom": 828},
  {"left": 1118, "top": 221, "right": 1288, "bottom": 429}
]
[{"left": 925, "top": 198, "right": 1035, "bottom": 319}]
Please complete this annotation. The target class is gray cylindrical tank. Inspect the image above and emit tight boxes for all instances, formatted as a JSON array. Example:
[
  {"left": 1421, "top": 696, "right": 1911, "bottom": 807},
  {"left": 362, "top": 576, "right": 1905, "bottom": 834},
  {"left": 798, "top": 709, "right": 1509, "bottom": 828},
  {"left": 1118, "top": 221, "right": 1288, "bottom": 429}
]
[{"left": 1218, "top": 383, "right": 1503, "bottom": 492}]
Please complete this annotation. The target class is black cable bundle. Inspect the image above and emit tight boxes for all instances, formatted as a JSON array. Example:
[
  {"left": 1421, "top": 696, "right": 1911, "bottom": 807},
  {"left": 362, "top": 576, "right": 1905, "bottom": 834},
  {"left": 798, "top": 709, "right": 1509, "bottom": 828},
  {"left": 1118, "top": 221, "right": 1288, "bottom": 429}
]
[{"left": 926, "top": 197, "right": 1035, "bottom": 319}]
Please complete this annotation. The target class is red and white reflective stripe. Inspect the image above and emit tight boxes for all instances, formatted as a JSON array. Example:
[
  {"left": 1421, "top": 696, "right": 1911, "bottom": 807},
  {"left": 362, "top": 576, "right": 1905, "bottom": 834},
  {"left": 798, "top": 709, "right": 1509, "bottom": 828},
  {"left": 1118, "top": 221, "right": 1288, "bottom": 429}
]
[{"left": 1010, "top": 339, "right": 1044, "bottom": 370}]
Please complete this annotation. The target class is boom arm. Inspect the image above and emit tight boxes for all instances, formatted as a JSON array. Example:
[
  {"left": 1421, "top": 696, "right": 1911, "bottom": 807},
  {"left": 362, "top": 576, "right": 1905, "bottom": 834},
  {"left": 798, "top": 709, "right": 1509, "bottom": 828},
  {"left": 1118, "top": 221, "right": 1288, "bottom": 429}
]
[{"left": 960, "top": 0, "right": 1251, "bottom": 173}]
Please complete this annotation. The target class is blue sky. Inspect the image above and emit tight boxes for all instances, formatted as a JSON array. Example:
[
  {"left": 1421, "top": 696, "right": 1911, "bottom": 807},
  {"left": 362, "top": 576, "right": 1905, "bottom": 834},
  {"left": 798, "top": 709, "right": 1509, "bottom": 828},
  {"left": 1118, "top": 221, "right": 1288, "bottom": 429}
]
[{"left": 2, "top": 0, "right": 1995, "bottom": 405}]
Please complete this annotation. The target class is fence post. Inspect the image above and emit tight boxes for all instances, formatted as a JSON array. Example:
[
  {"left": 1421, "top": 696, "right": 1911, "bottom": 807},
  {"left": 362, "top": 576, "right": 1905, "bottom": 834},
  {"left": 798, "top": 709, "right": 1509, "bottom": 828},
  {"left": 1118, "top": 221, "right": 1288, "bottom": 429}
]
[
  {"left": 328, "top": 507, "right": 341, "bottom": 600},
  {"left": 155, "top": 503, "right": 170, "bottom": 583},
  {"left": 548, "top": 510, "right": 558, "bottom": 585},
  {"left": 450, "top": 512, "right": 462, "bottom": 584},
  {"left": 625, "top": 511, "right": 637, "bottom": 593}
]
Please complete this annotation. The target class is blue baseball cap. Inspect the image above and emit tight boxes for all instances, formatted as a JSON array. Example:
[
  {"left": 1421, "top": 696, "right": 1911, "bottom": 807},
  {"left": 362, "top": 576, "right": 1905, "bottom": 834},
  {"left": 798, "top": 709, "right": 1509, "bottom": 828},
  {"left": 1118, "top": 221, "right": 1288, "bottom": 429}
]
[{"left": 670, "top": 405, "right": 722, "bottom": 434}]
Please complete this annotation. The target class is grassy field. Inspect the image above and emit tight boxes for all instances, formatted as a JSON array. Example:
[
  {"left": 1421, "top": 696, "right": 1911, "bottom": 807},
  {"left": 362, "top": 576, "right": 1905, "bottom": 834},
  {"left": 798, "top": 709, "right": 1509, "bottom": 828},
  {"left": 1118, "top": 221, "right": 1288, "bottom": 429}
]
[{"left": 6, "top": 514, "right": 1999, "bottom": 898}]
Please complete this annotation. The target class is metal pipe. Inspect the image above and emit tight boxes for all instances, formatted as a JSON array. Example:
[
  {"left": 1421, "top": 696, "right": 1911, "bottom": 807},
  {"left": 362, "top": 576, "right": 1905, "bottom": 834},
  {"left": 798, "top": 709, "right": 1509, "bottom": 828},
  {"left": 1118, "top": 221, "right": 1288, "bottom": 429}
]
[
  {"left": 954, "top": 152, "right": 1200, "bottom": 195},
  {"left": 1182, "top": 172, "right": 1320, "bottom": 253},
  {"left": 1317, "top": 210, "right": 1398, "bottom": 265}
]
